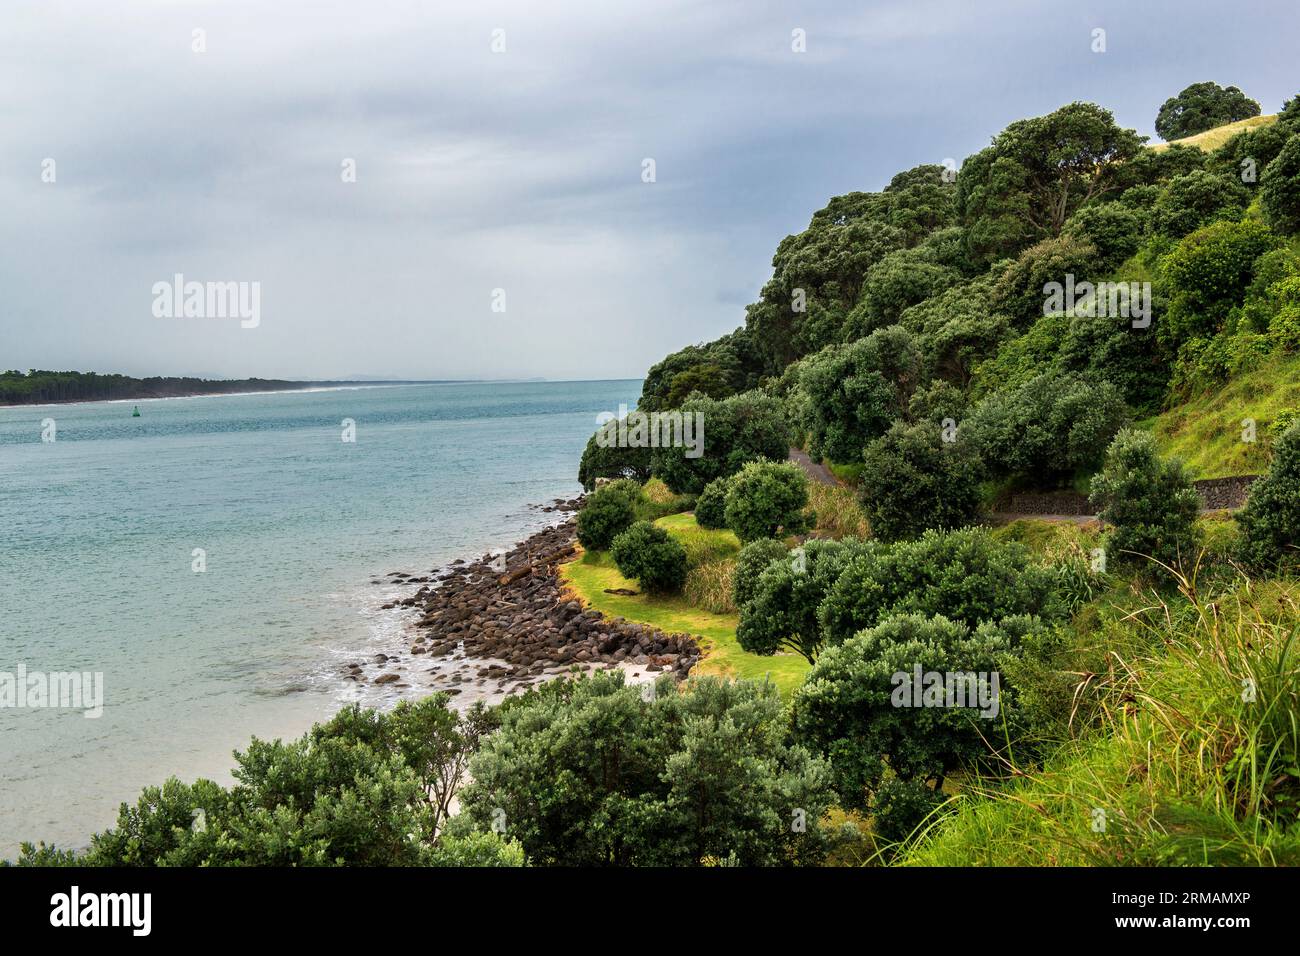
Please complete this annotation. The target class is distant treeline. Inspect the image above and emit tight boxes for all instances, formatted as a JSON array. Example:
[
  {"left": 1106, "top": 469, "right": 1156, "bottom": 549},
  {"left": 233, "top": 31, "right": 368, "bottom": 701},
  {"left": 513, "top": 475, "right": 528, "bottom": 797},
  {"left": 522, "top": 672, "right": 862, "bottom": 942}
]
[{"left": 0, "top": 370, "right": 325, "bottom": 406}]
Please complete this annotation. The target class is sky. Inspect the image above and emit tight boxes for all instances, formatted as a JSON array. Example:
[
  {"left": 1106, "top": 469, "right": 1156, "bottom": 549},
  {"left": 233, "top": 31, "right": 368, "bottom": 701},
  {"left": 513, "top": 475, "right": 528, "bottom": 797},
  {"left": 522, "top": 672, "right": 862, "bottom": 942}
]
[{"left": 1, "top": 0, "right": 1297, "bottom": 382}]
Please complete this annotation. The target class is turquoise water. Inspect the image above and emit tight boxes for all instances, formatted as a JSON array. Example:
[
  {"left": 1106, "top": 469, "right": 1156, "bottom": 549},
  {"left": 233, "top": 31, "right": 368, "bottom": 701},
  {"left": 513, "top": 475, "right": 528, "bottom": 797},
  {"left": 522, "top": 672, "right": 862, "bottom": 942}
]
[{"left": 0, "top": 380, "right": 639, "bottom": 855}]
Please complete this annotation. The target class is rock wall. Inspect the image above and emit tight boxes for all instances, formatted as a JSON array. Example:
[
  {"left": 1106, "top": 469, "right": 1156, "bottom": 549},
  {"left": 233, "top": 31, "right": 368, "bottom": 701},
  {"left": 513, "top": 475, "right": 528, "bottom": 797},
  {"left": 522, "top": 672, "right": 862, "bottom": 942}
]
[{"left": 1002, "top": 475, "right": 1259, "bottom": 516}]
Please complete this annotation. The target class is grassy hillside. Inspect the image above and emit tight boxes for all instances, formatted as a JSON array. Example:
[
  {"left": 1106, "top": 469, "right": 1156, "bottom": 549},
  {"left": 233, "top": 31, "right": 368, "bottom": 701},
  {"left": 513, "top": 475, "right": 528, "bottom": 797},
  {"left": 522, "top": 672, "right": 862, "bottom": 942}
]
[
  {"left": 1147, "top": 353, "right": 1300, "bottom": 478},
  {"left": 1150, "top": 113, "right": 1277, "bottom": 152}
]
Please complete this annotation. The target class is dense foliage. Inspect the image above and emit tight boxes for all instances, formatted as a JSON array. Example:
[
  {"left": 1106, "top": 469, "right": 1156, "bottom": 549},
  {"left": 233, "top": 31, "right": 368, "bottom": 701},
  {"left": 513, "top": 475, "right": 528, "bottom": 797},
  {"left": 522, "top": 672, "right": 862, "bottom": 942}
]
[
  {"left": 610, "top": 520, "right": 688, "bottom": 594},
  {"left": 817, "top": 528, "right": 1061, "bottom": 647},
  {"left": 1088, "top": 429, "right": 1200, "bottom": 569},
  {"left": 1236, "top": 424, "right": 1300, "bottom": 572},
  {"left": 650, "top": 391, "right": 790, "bottom": 495},
  {"left": 458, "top": 672, "right": 835, "bottom": 866},
  {"left": 576, "top": 479, "right": 641, "bottom": 550},
  {"left": 858, "top": 422, "right": 982, "bottom": 542},
  {"left": 15, "top": 698, "right": 520, "bottom": 866},
  {"left": 1154, "top": 81, "right": 1261, "bottom": 141},
  {"left": 721, "top": 458, "right": 812, "bottom": 543},
  {"left": 792, "top": 613, "right": 1022, "bottom": 811}
]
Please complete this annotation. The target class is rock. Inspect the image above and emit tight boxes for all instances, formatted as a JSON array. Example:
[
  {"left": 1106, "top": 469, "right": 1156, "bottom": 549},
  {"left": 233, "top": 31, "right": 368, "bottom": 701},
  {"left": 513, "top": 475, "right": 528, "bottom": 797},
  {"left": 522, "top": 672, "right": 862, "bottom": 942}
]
[{"left": 374, "top": 673, "right": 400, "bottom": 684}]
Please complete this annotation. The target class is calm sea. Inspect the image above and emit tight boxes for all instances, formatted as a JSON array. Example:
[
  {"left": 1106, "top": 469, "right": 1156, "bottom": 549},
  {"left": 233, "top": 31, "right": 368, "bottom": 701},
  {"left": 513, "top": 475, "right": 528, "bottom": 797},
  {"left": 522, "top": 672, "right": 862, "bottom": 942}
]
[{"left": 0, "top": 379, "right": 640, "bottom": 855}]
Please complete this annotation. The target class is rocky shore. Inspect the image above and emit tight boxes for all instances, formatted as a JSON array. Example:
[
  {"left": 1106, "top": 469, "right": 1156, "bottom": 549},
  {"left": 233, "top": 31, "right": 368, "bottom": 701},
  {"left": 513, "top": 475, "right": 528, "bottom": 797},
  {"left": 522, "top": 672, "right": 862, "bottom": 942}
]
[{"left": 341, "top": 497, "right": 702, "bottom": 702}]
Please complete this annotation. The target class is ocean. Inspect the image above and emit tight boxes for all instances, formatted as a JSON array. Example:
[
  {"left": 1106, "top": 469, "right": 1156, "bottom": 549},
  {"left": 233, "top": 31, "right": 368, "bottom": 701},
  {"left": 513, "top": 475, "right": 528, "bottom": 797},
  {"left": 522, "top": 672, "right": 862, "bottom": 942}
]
[{"left": 0, "top": 379, "right": 641, "bottom": 856}]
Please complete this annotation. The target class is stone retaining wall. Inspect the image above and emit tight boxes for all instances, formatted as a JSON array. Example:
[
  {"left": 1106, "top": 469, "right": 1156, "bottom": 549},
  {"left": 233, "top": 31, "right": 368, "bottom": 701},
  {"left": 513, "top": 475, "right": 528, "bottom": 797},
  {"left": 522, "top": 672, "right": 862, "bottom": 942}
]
[{"left": 1002, "top": 475, "right": 1259, "bottom": 516}]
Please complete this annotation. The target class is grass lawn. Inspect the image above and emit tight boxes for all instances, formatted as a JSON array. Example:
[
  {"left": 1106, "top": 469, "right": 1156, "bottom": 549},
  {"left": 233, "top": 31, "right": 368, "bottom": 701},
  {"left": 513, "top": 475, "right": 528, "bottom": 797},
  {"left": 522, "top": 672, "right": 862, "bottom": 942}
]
[{"left": 558, "top": 515, "right": 810, "bottom": 697}]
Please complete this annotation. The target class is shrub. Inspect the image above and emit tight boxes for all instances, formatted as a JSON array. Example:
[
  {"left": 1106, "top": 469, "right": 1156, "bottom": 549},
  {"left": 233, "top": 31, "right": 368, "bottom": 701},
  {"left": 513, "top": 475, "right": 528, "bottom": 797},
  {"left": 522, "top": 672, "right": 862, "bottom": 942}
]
[
  {"left": 693, "top": 476, "right": 731, "bottom": 529},
  {"left": 30, "top": 697, "right": 507, "bottom": 866},
  {"left": 964, "top": 370, "right": 1129, "bottom": 485},
  {"left": 1159, "top": 218, "right": 1278, "bottom": 346},
  {"left": 1150, "top": 169, "right": 1250, "bottom": 239},
  {"left": 817, "top": 527, "right": 1062, "bottom": 647},
  {"left": 650, "top": 390, "right": 791, "bottom": 494},
  {"left": 843, "top": 247, "right": 960, "bottom": 338},
  {"left": 736, "top": 538, "right": 869, "bottom": 663},
  {"left": 991, "top": 234, "right": 1103, "bottom": 328},
  {"left": 458, "top": 672, "right": 835, "bottom": 866},
  {"left": 1236, "top": 423, "right": 1300, "bottom": 572},
  {"left": 575, "top": 479, "right": 641, "bottom": 551},
  {"left": 610, "top": 521, "right": 688, "bottom": 594},
  {"left": 791, "top": 613, "right": 1015, "bottom": 810},
  {"left": 796, "top": 327, "right": 921, "bottom": 462},
  {"left": 731, "top": 538, "right": 790, "bottom": 609},
  {"left": 871, "top": 777, "right": 951, "bottom": 847},
  {"left": 858, "top": 421, "right": 983, "bottom": 542},
  {"left": 1088, "top": 429, "right": 1200, "bottom": 570},
  {"left": 1261, "top": 134, "right": 1300, "bottom": 236},
  {"left": 1062, "top": 201, "right": 1144, "bottom": 270},
  {"left": 722, "top": 458, "right": 813, "bottom": 543}
]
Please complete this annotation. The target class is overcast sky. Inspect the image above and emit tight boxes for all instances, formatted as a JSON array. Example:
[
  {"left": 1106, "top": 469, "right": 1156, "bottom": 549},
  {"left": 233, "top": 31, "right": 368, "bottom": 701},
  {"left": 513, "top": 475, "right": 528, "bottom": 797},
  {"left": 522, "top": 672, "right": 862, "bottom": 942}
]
[{"left": 1, "top": 0, "right": 1296, "bottom": 382}]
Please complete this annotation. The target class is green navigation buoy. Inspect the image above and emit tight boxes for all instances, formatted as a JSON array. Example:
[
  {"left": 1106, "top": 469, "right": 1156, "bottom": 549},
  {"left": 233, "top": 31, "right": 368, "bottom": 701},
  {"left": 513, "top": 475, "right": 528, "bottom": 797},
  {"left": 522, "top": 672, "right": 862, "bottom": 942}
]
[{"left": 132, "top": 406, "right": 141, "bottom": 417}]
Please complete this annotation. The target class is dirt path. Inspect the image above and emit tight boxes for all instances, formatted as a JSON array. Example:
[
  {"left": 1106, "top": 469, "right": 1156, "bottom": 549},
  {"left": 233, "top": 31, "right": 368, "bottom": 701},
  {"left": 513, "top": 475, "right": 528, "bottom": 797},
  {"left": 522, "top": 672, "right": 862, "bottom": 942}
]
[{"left": 787, "top": 447, "right": 839, "bottom": 486}]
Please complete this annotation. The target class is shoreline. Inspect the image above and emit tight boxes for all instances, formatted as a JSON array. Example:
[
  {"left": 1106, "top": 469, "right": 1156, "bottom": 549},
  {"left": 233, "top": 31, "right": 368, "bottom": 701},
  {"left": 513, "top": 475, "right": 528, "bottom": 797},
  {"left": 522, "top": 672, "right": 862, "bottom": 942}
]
[{"left": 336, "top": 497, "right": 702, "bottom": 708}]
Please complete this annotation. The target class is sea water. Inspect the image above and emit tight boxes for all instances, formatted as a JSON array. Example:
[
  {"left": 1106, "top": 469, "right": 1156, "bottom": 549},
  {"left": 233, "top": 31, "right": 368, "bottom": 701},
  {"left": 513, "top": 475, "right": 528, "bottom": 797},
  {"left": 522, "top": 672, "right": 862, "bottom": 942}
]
[{"left": 0, "top": 379, "right": 640, "bottom": 855}]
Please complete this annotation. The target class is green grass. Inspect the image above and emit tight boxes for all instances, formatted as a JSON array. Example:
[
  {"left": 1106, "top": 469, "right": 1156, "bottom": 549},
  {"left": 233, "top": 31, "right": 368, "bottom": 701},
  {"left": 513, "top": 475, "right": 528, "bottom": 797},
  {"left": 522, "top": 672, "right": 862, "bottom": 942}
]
[
  {"left": 655, "top": 512, "right": 742, "bottom": 567},
  {"left": 1150, "top": 114, "right": 1277, "bottom": 153},
  {"left": 1148, "top": 353, "right": 1300, "bottom": 478},
  {"left": 826, "top": 460, "right": 863, "bottom": 485},
  {"left": 989, "top": 517, "right": 1102, "bottom": 559},
  {"left": 899, "top": 575, "right": 1300, "bottom": 866},
  {"left": 559, "top": 515, "right": 810, "bottom": 697}
]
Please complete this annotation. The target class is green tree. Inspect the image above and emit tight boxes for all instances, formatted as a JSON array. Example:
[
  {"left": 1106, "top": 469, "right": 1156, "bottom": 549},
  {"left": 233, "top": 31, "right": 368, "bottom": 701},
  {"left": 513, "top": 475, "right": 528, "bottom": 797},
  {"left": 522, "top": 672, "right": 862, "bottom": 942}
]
[
  {"left": 858, "top": 421, "right": 983, "bottom": 542},
  {"left": 797, "top": 326, "right": 922, "bottom": 462},
  {"left": 1260, "top": 134, "right": 1300, "bottom": 236},
  {"left": 964, "top": 371, "right": 1130, "bottom": 486},
  {"left": 1235, "top": 423, "right": 1300, "bottom": 572},
  {"left": 31, "top": 697, "right": 516, "bottom": 866},
  {"left": 577, "top": 421, "right": 653, "bottom": 489},
  {"left": 1088, "top": 429, "right": 1200, "bottom": 569},
  {"left": 1150, "top": 169, "right": 1251, "bottom": 239},
  {"left": 576, "top": 479, "right": 642, "bottom": 550},
  {"left": 1155, "top": 82, "right": 1261, "bottom": 141},
  {"left": 610, "top": 521, "right": 688, "bottom": 594},
  {"left": 791, "top": 613, "right": 1016, "bottom": 810},
  {"left": 731, "top": 538, "right": 790, "bottom": 609},
  {"left": 817, "top": 528, "right": 1061, "bottom": 647},
  {"left": 958, "top": 102, "right": 1144, "bottom": 266},
  {"left": 693, "top": 475, "right": 732, "bottom": 529},
  {"left": 722, "top": 458, "right": 813, "bottom": 543},
  {"left": 736, "top": 538, "right": 868, "bottom": 663},
  {"left": 1159, "top": 218, "right": 1278, "bottom": 346},
  {"left": 651, "top": 390, "right": 791, "bottom": 495},
  {"left": 459, "top": 672, "right": 835, "bottom": 866}
]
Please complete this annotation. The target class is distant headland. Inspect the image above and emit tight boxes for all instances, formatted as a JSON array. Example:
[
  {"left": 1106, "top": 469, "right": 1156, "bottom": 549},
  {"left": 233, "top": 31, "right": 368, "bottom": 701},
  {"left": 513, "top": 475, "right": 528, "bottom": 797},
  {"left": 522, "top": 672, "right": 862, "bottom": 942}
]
[{"left": 0, "top": 370, "right": 465, "bottom": 407}]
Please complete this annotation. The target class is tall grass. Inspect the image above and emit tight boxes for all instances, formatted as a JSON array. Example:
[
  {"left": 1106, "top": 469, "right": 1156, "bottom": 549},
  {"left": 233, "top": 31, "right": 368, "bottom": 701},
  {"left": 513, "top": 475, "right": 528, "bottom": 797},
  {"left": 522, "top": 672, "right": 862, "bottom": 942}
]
[
  {"left": 898, "top": 567, "right": 1300, "bottom": 866},
  {"left": 685, "top": 559, "right": 737, "bottom": 614},
  {"left": 807, "top": 481, "right": 870, "bottom": 539}
]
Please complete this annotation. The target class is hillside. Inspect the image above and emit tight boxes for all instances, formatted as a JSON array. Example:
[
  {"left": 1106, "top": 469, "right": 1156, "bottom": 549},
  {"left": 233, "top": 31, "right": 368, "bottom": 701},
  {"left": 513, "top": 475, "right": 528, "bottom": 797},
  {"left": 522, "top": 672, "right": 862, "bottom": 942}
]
[
  {"left": 1148, "top": 352, "right": 1300, "bottom": 478},
  {"left": 1151, "top": 113, "right": 1277, "bottom": 152}
]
